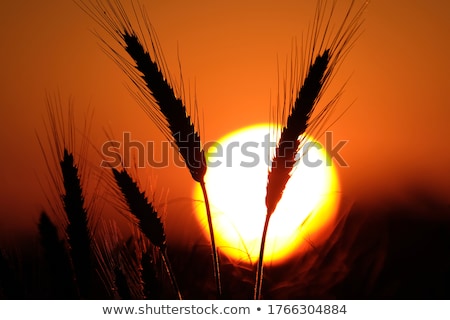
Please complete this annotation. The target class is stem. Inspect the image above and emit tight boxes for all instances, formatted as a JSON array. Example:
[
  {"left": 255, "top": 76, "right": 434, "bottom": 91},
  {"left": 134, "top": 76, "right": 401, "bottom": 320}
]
[
  {"left": 200, "top": 179, "right": 222, "bottom": 298},
  {"left": 254, "top": 213, "right": 271, "bottom": 300},
  {"left": 160, "top": 247, "right": 182, "bottom": 300}
]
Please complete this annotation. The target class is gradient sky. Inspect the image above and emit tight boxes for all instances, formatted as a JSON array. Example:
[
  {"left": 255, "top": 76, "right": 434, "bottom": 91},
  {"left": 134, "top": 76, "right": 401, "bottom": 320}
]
[{"left": 1, "top": 0, "right": 449, "bottom": 241}]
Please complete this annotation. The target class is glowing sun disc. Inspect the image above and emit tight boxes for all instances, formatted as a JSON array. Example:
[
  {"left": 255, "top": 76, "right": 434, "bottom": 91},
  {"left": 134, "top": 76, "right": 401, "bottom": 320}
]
[{"left": 193, "top": 124, "right": 340, "bottom": 265}]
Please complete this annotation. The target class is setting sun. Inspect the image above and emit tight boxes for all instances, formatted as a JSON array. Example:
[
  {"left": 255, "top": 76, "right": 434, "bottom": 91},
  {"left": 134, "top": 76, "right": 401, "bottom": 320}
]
[{"left": 194, "top": 124, "right": 340, "bottom": 265}]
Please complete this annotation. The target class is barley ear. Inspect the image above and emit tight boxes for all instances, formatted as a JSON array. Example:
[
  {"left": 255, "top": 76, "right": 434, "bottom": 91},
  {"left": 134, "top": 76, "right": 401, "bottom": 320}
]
[
  {"left": 123, "top": 32, "right": 207, "bottom": 183},
  {"left": 112, "top": 168, "right": 166, "bottom": 248},
  {"left": 112, "top": 168, "right": 182, "bottom": 299},
  {"left": 256, "top": 0, "right": 367, "bottom": 299},
  {"left": 265, "top": 50, "right": 330, "bottom": 217},
  {"left": 60, "top": 149, "right": 93, "bottom": 298},
  {"left": 76, "top": 0, "right": 221, "bottom": 297}
]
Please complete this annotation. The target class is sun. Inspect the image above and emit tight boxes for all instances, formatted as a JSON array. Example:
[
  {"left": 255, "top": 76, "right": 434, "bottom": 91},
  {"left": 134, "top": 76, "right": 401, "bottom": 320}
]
[{"left": 193, "top": 124, "right": 340, "bottom": 265}]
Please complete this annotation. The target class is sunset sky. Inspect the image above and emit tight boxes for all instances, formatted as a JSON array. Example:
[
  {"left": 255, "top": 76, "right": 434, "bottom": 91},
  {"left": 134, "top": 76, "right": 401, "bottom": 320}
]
[{"left": 1, "top": 0, "right": 449, "bottom": 244}]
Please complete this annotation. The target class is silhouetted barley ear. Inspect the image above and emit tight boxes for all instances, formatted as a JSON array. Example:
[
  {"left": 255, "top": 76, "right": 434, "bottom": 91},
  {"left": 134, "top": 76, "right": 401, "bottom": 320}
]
[
  {"left": 123, "top": 33, "right": 206, "bottom": 182},
  {"left": 113, "top": 168, "right": 165, "bottom": 247},
  {"left": 60, "top": 148, "right": 92, "bottom": 298},
  {"left": 112, "top": 168, "right": 182, "bottom": 299},
  {"left": 266, "top": 50, "right": 330, "bottom": 217},
  {"left": 38, "top": 211, "right": 77, "bottom": 299},
  {"left": 124, "top": 31, "right": 221, "bottom": 298},
  {"left": 141, "top": 250, "right": 161, "bottom": 299},
  {"left": 77, "top": 0, "right": 221, "bottom": 297},
  {"left": 254, "top": 50, "right": 330, "bottom": 300},
  {"left": 255, "top": 0, "right": 367, "bottom": 300},
  {"left": 76, "top": 0, "right": 206, "bottom": 181},
  {"left": 123, "top": 31, "right": 221, "bottom": 297}
]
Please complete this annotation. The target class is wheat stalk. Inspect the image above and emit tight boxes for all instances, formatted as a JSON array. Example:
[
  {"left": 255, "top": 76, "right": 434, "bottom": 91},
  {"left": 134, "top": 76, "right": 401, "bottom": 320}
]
[
  {"left": 255, "top": 0, "right": 367, "bottom": 299},
  {"left": 77, "top": 0, "right": 221, "bottom": 297},
  {"left": 255, "top": 51, "right": 330, "bottom": 300}
]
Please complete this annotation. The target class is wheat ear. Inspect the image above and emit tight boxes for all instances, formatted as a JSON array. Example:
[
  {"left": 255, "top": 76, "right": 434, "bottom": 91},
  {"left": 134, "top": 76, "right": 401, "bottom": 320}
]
[
  {"left": 122, "top": 31, "right": 222, "bottom": 297},
  {"left": 112, "top": 167, "right": 182, "bottom": 299},
  {"left": 60, "top": 149, "right": 93, "bottom": 298},
  {"left": 77, "top": 0, "right": 221, "bottom": 297},
  {"left": 255, "top": 0, "right": 367, "bottom": 299},
  {"left": 266, "top": 50, "right": 330, "bottom": 217}
]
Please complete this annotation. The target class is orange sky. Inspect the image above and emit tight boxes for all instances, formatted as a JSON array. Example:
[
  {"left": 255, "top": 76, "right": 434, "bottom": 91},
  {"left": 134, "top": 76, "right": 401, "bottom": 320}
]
[{"left": 1, "top": 0, "right": 450, "bottom": 241}]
